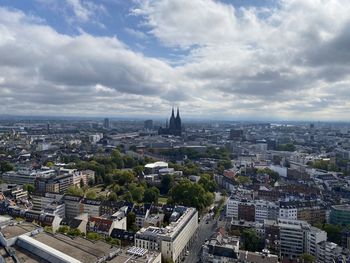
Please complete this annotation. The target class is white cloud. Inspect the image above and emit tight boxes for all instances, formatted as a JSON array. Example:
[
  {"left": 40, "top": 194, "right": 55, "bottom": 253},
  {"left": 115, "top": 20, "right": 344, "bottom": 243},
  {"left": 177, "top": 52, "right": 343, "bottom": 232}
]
[{"left": 1, "top": 1, "right": 350, "bottom": 120}]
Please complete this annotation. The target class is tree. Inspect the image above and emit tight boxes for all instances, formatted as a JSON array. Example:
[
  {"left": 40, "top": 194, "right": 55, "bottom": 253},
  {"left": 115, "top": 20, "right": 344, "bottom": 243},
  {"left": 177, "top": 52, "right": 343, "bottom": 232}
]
[
  {"left": 321, "top": 224, "right": 342, "bottom": 245},
  {"left": 143, "top": 187, "right": 160, "bottom": 203},
  {"left": 236, "top": 176, "right": 252, "bottom": 185},
  {"left": 66, "top": 186, "right": 84, "bottom": 197},
  {"left": 127, "top": 212, "right": 137, "bottom": 232},
  {"left": 46, "top": 161, "right": 54, "bottom": 167},
  {"left": 0, "top": 161, "right": 14, "bottom": 173},
  {"left": 111, "top": 149, "right": 124, "bottom": 168},
  {"left": 85, "top": 189, "right": 97, "bottom": 199},
  {"left": 113, "top": 170, "right": 135, "bottom": 186},
  {"left": 80, "top": 178, "right": 84, "bottom": 188},
  {"left": 198, "top": 174, "right": 217, "bottom": 192},
  {"left": 108, "top": 192, "right": 118, "bottom": 202},
  {"left": 257, "top": 168, "right": 280, "bottom": 185},
  {"left": 160, "top": 174, "right": 175, "bottom": 195},
  {"left": 169, "top": 179, "right": 214, "bottom": 211},
  {"left": 123, "top": 191, "right": 133, "bottom": 202},
  {"left": 88, "top": 178, "right": 94, "bottom": 187},
  {"left": 23, "top": 184, "right": 35, "bottom": 193},
  {"left": 300, "top": 253, "right": 315, "bottom": 263},
  {"left": 129, "top": 184, "right": 145, "bottom": 203},
  {"left": 241, "top": 229, "right": 264, "bottom": 252},
  {"left": 133, "top": 165, "right": 144, "bottom": 177},
  {"left": 277, "top": 143, "right": 296, "bottom": 152}
]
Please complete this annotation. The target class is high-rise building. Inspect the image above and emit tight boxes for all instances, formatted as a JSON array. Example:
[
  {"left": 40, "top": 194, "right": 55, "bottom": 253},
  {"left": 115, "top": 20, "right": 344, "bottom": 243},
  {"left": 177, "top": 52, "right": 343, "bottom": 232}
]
[{"left": 103, "top": 118, "right": 110, "bottom": 129}]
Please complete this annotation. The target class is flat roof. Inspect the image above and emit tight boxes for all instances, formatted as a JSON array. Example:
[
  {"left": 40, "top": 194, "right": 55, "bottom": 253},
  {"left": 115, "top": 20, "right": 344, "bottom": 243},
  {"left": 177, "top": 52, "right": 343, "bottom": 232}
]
[
  {"left": 107, "top": 247, "right": 160, "bottom": 263},
  {"left": 145, "top": 161, "right": 168, "bottom": 169},
  {"left": 1, "top": 222, "right": 38, "bottom": 239},
  {"left": 19, "top": 235, "right": 80, "bottom": 263},
  {"left": 332, "top": 204, "right": 350, "bottom": 211},
  {"left": 12, "top": 245, "right": 50, "bottom": 263},
  {"left": 32, "top": 233, "right": 117, "bottom": 263}
]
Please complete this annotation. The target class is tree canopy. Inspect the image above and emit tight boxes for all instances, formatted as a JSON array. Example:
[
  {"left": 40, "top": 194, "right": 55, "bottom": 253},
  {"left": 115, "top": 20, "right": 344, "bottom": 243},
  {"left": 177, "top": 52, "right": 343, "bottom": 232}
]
[{"left": 168, "top": 179, "right": 214, "bottom": 211}]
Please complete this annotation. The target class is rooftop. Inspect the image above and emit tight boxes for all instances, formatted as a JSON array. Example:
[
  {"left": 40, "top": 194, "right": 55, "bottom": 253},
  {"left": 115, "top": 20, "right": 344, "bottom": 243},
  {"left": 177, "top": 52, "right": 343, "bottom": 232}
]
[
  {"left": 32, "top": 232, "right": 117, "bottom": 263},
  {"left": 107, "top": 246, "right": 160, "bottom": 263},
  {"left": 239, "top": 250, "right": 279, "bottom": 263},
  {"left": 332, "top": 204, "right": 350, "bottom": 211},
  {"left": 144, "top": 161, "right": 168, "bottom": 169},
  {"left": 1, "top": 222, "right": 38, "bottom": 239}
]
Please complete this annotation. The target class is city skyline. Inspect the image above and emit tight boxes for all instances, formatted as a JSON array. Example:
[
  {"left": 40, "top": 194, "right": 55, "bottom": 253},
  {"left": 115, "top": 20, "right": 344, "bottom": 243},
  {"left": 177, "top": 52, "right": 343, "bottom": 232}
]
[{"left": 1, "top": 0, "right": 350, "bottom": 121}]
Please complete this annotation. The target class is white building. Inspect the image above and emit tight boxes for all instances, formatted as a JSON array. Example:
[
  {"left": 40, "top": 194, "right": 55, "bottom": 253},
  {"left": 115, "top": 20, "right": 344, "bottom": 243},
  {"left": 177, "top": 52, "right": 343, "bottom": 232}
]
[
  {"left": 316, "top": 241, "right": 343, "bottom": 263},
  {"left": 226, "top": 198, "right": 239, "bottom": 219},
  {"left": 278, "top": 218, "right": 327, "bottom": 260},
  {"left": 279, "top": 205, "right": 298, "bottom": 220},
  {"left": 135, "top": 207, "right": 198, "bottom": 263},
  {"left": 144, "top": 161, "right": 168, "bottom": 174},
  {"left": 255, "top": 200, "right": 279, "bottom": 223}
]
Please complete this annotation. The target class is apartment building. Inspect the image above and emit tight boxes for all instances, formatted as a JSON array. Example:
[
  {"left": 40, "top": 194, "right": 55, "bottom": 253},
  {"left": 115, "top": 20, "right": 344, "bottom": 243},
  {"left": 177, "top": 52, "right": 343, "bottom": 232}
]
[{"left": 226, "top": 198, "right": 278, "bottom": 222}]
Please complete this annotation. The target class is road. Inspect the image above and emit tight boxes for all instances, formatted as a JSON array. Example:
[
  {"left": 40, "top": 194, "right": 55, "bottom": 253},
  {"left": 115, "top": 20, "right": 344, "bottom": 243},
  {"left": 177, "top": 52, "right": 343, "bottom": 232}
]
[{"left": 184, "top": 213, "right": 217, "bottom": 263}]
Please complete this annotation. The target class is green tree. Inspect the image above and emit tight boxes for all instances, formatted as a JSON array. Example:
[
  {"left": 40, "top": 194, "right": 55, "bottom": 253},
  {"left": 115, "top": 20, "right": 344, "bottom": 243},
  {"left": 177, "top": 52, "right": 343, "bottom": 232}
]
[
  {"left": 0, "top": 161, "right": 14, "bottom": 173},
  {"left": 143, "top": 187, "right": 160, "bottom": 203},
  {"left": 169, "top": 179, "right": 214, "bottom": 211},
  {"left": 236, "top": 176, "right": 252, "bottom": 185},
  {"left": 127, "top": 212, "right": 137, "bottom": 232},
  {"left": 111, "top": 149, "right": 124, "bottom": 168},
  {"left": 67, "top": 228, "right": 82, "bottom": 237},
  {"left": 80, "top": 178, "right": 84, "bottom": 188},
  {"left": 257, "top": 168, "right": 280, "bottom": 185},
  {"left": 160, "top": 174, "right": 175, "bottom": 195},
  {"left": 108, "top": 192, "right": 118, "bottom": 202},
  {"left": 198, "top": 174, "right": 217, "bottom": 192},
  {"left": 85, "top": 189, "right": 97, "bottom": 199},
  {"left": 129, "top": 184, "right": 145, "bottom": 203},
  {"left": 300, "top": 253, "right": 315, "bottom": 263},
  {"left": 241, "top": 229, "right": 264, "bottom": 252},
  {"left": 88, "top": 178, "right": 94, "bottom": 187},
  {"left": 123, "top": 191, "right": 133, "bottom": 202},
  {"left": 87, "top": 232, "right": 103, "bottom": 241},
  {"left": 113, "top": 170, "right": 135, "bottom": 185},
  {"left": 46, "top": 161, "right": 54, "bottom": 167},
  {"left": 66, "top": 186, "right": 84, "bottom": 197},
  {"left": 322, "top": 224, "right": 342, "bottom": 244},
  {"left": 57, "top": 226, "right": 69, "bottom": 234},
  {"left": 23, "top": 184, "right": 35, "bottom": 193},
  {"left": 133, "top": 165, "right": 144, "bottom": 177}
]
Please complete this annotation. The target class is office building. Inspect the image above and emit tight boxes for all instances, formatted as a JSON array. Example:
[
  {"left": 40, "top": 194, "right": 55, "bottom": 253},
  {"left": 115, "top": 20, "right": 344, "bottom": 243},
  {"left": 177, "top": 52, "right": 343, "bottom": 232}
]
[{"left": 135, "top": 207, "right": 198, "bottom": 262}]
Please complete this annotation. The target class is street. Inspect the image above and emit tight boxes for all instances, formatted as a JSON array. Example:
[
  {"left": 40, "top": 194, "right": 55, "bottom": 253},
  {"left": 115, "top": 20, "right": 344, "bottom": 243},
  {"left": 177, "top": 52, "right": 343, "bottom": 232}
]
[{"left": 184, "top": 213, "right": 217, "bottom": 263}]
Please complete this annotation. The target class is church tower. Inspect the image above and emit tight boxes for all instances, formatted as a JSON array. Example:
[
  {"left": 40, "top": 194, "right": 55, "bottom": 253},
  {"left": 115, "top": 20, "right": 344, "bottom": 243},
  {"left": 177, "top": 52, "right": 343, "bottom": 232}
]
[
  {"left": 169, "top": 107, "right": 176, "bottom": 130},
  {"left": 175, "top": 107, "right": 182, "bottom": 136}
]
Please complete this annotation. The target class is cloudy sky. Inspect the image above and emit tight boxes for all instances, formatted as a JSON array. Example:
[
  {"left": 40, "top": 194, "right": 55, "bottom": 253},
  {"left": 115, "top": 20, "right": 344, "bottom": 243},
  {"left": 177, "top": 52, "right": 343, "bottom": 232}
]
[{"left": 0, "top": 0, "right": 350, "bottom": 121}]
